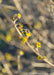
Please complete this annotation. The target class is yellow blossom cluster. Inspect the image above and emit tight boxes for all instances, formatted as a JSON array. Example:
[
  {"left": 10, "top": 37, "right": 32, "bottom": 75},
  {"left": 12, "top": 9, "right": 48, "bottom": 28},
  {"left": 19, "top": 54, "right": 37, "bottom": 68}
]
[
  {"left": 18, "top": 23, "right": 23, "bottom": 34},
  {"left": 12, "top": 13, "right": 47, "bottom": 62},
  {"left": 26, "top": 32, "right": 31, "bottom": 38},
  {"left": 37, "top": 56, "right": 42, "bottom": 60},
  {"left": 20, "top": 31, "right": 31, "bottom": 43},
  {"left": 36, "top": 42, "right": 41, "bottom": 48},
  {"left": 13, "top": 13, "right": 21, "bottom": 20},
  {"left": 13, "top": 13, "right": 32, "bottom": 43},
  {"left": 18, "top": 24, "right": 31, "bottom": 43},
  {"left": 43, "top": 56, "right": 46, "bottom": 59},
  {"left": 18, "top": 13, "right": 21, "bottom": 18},
  {"left": 37, "top": 56, "right": 46, "bottom": 60},
  {"left": 22, "top": 36, "right": 28, "bottom": 43}
]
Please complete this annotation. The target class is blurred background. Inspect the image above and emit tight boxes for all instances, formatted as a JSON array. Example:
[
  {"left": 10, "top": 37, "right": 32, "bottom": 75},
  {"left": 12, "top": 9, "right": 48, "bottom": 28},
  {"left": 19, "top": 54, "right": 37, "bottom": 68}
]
[{"left": 0, "top": 0, "right": 54, "bottom": 75}]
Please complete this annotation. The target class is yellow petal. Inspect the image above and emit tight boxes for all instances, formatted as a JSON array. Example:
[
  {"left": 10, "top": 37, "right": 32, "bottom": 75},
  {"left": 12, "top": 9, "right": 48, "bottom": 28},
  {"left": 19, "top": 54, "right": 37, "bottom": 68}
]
[
  {"left": 43, "top": 56, "right": 46, "bottom": 59},
  {"left": 21, "top": 32, "right": 24, "bottom": 34},
  {"left": 20, "top": 51, "right": 24, "bottom": 56},
  {"left": 20, "top": 28, "right": 23, "bottom": 31},
  {"left": 26, "top": 32, "right": 31, "bottom": 37},
  {"left": 20, "top": 25, "right": 23, "bottom": 28},
  {"left": 18, "top": 13, "right": 21, "bottom": 18},
  {"left": 22, "top": 37, "right": 28, "bottom": 43},
  {"left": 36, "top": 42, "right": 41, "bottom": 48},
  {"left": 19, "top": 36, "right": 21, "bottom": 39},
  {"left": 37, "top": 56, "right": 42, "bottom": 60}
]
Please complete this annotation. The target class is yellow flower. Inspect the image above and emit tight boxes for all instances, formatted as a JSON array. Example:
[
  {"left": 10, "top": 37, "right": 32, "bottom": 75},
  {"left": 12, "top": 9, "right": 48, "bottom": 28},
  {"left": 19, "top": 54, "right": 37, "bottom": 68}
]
[
  {"left": 5, "top": 53, "right": 12, "bottom": 61},
  {"left": 18, "top": 13, "right": 21, "bottom": 18},
  {"left": 37, "top": 56, "right": 42, "bottom": 60},
  {"left": 22, "top": 37, "right": 28, "bottom": 43},
  {"left": 26, "top": 32, "right": 31, "bottom": 37},
  {"left": 19, "top": 51, "right": 24, "bottom": 56},
  {"left": 12, "top": 17, "right": 15, "bottom": 20},
  {"left": 21, "top": 32, "right": 24, "bottom": 34},
  {"left": 19, "top": 28, "right": 23, "bottom": 31},
  {"left": 2, "top": 68, "right": 6, "bottom": 73},
  {"left": 36, "top": 42, "right": 41, "bottom": 48},
  {"left": 19, "top": 36, "right": 21, "bottom": 39},
  {"left": 20, "top": 25, "right": 23, "bottom": 28},
  {"left": 43, "top": 56, "right": 46, "bottom": 59},
  {"left": 6, "top": 34, "right": 11, "bottom": 42},
  {"left": 0, "top": 73, "right": 3, "bottom": 75}
]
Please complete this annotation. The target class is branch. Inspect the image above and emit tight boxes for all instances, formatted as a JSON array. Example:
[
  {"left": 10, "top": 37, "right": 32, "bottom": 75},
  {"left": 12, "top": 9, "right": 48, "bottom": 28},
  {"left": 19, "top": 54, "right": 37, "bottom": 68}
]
[
  {"left": 0, "top": 4, "right": 17, "bottom": 10},
  {"left": 3, "top": 12, "right": 54, "bottom": 67}
]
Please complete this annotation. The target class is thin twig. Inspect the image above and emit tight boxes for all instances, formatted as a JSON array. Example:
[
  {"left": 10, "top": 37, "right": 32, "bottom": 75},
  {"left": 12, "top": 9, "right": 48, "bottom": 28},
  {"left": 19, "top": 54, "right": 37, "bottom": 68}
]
[
  {"left": 32, "top": 62, "right": 52, "bottom": 68},
  {"left": 0, "top": 4, "right": 17, "bottom": 10}
]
